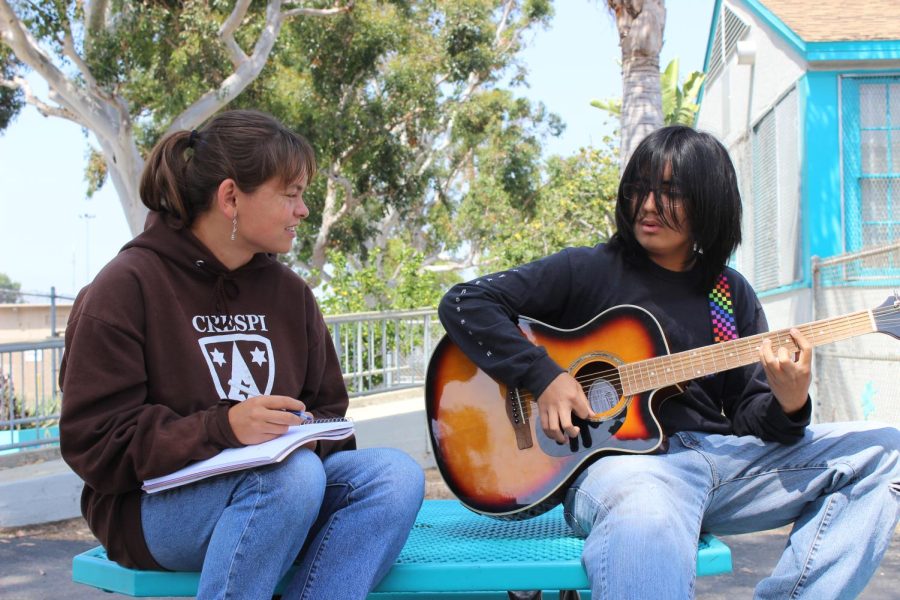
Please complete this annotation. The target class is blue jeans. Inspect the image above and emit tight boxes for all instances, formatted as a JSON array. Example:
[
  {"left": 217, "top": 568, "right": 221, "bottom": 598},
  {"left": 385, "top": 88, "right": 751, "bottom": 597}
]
[
  {"left": 564, "top": 422, "right": 900, "bottom": 599},
  {"left": 141, "top": 447, "right": 425, "bottom": 600}
]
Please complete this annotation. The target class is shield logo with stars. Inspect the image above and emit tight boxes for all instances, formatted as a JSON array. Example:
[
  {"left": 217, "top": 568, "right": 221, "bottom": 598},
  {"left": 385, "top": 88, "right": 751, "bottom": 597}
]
[{"left": 198, "top": 334, "right": 275, "bottom": 400}]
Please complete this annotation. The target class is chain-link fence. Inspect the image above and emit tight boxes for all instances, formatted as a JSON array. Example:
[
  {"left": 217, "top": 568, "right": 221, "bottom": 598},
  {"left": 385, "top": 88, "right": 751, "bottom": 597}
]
[{"left": 812, "top": 242, "right": 900, "bottom": 425}]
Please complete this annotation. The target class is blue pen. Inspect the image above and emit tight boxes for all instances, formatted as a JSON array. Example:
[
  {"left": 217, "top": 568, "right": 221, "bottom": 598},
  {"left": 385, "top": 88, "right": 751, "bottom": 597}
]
[{"left": 287, "top": 410, "right": 315, "bottom": 423}]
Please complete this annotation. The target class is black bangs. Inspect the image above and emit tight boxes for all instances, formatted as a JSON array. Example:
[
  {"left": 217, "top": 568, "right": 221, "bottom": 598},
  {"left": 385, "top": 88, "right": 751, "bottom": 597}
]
[{"left": 623, "top": 140, "right": 688, "bottom": 231}]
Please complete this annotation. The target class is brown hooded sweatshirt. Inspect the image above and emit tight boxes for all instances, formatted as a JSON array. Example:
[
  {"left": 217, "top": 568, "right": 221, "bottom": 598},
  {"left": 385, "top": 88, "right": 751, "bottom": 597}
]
[{"left": 59, "top": 212, "right": 353, "bottom": 569}]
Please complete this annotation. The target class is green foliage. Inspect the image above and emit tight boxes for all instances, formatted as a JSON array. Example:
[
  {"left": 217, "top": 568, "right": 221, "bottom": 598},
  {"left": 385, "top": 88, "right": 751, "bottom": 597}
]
[
  {"left": 4, "top": 1, "right": 267, "bottom": 190},
  {"left": 457, "top": 138, "right": 620, "bottom": 271},
  {"left": 454, "top": 90, "right": 546, "bottom": 208},
  {"left": 660, "top": 58, "right": 704, "bottom": 126},
  {"left": 0, "top": 371, "right": 19, "bottom": 428},
  {"left": 0, "top": 272, "right": 22, "bottom": 303},
  {"left": 444, "top": 12, "right": 494, "bottom": 81},
  {"left": 6, "top": 1, "right": 613, "bottom": 313},
  {"left": 523, "top": 0, "right": 553, "bottom": 21},
  {"left": 317, "top": 241, "right": 453, "bottom": 314},
  {"left": 0, "top": 48, "right": 23, "bottom": 132},
  {"left": 85, "top": 148, "right": 108, "bottom": 198},
  {"left": 590, "top": 58, "right": 705, "bottom": 126},
  {"left": 250, "top": 0, "right": 612, "bottom": 305},
  {"left": 87, "top": 1, "right": 236, "bottom": 146},
  {"left": 237, "top": 1, "right": 562, "bottom": 293}
]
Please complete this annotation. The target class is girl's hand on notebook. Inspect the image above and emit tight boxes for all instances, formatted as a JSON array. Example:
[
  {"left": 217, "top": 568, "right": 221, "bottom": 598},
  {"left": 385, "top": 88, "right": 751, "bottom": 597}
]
[{"left": 228, "top": 395, "right": 309, "bottom": 445}]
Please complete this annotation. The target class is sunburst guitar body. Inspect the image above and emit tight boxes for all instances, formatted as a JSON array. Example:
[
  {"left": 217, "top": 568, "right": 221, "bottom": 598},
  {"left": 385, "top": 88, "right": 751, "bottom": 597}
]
[{"left": 425, "top": 298, "right": 900, "bottom": 520}]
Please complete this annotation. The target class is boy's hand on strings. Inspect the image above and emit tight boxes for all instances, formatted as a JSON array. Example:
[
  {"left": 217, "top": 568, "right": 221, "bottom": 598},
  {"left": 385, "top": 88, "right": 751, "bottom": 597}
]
[
  {"left": 760, "top": 328, "right": 812, "bottom": 416},
  {"left": 537, "top": 372, "right": 592, "bottom": 444},
  {"left": 228, "top": 395, "right": 309, "bottom": 445}
]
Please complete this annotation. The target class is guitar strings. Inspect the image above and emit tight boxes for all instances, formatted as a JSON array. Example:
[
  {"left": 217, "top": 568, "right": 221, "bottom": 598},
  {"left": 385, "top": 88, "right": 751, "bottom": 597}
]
[
  {"left": 509, "top": 304, "right": 900, "bottom": 405},
  {"left": 519, "top": 306, "right": 900, "bottom": 402}
]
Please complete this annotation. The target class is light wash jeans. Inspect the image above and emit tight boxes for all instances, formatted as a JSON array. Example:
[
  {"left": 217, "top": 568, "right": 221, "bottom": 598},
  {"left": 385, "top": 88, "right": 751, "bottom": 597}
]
[
  {"left": 141, "top": 447, "right": 424, "bottom": 600},
  {"left": 564, "top": 422, "right": 900, "bottom": 599}
]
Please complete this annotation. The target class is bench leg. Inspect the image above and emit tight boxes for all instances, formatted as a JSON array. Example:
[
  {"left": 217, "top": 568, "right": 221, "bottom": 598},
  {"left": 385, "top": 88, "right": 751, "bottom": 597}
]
[{"left": 507, "top": 591, "right": 581, "bottom": 599}]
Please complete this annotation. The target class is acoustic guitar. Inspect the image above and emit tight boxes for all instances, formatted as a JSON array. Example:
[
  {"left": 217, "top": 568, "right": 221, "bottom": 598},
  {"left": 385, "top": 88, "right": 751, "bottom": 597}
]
[{"left": 425, "top": 296, "right": 900, "bottom": 520}]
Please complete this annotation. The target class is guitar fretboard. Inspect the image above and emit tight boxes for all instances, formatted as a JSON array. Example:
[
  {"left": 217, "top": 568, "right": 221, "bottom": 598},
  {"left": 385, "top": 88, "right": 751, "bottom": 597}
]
[{"left": 618, "top": 309, "right": 875, "bottom": 396}]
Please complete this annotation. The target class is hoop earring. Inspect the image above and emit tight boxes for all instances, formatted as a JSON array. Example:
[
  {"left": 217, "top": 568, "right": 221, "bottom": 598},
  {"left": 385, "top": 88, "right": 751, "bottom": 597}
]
[{"left": 231, "top": 214, "right": 237, "bottom": 242}]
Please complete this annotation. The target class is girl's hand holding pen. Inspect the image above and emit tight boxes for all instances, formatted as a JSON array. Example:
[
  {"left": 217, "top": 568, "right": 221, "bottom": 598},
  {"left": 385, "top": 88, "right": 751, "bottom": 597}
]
[
  {"left": 227, "top": 395, "right": 311, "bottom": 445},
  {"left": 287, "top": 410, "right": 315, "bottom": 423}
]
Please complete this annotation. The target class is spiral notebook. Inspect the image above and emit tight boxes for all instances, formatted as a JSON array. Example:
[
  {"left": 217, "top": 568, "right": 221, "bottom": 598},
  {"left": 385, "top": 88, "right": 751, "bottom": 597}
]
[{"left": 142, "top": 418, "right": 354, "bottom": 494}]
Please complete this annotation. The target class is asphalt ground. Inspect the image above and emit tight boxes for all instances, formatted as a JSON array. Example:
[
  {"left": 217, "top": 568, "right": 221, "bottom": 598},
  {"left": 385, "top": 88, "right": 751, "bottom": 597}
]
[{"left": 1, "top": 469, "right": 898, "bottom": 600}]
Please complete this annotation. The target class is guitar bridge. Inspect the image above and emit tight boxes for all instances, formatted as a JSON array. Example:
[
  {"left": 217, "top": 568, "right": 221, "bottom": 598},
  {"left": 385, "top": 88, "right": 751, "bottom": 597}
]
[{"left": 506, "top": 387, "right": 533, "bottom": 450}]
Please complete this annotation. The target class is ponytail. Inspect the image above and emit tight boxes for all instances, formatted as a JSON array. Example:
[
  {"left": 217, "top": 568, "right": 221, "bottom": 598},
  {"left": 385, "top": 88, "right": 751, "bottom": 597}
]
[{"left": 139, "top": 130, "right": 195, "bottom": 225}]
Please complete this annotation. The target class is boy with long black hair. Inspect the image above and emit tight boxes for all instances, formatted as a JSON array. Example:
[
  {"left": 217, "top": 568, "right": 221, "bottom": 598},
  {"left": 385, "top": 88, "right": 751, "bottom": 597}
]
[{"left": 438, "top": 125, "right": 899, "bottom": 598}]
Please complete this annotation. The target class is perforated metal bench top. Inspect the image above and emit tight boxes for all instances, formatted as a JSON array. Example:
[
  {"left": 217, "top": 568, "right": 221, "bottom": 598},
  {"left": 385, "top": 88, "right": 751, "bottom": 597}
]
[{"left": 72, "top": 499, "right": 732, "bottom": 597}]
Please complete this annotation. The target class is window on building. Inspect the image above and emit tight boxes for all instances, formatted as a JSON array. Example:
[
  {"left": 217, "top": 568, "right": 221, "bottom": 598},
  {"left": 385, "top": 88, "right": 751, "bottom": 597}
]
[
  {"left": 841, "top": 76, "right": 900, "bottom": 253},
  {"left": 750, "top": 87, "right": 802, "bottom": 291}
]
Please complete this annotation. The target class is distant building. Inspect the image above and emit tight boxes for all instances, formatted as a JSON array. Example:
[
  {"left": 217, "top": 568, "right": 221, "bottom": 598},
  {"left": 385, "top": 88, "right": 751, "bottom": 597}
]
[{"left": 0, "top": 303, "right": 71, "bottom": 344}]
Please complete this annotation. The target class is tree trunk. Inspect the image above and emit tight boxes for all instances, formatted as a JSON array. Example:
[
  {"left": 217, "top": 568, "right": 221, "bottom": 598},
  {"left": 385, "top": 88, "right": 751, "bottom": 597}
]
[
  {"left": 608, "top": 0, "right": 666, "bottom": 171},
  {"left": 97, "top": 135, "right": 147, "bottom": 233}
]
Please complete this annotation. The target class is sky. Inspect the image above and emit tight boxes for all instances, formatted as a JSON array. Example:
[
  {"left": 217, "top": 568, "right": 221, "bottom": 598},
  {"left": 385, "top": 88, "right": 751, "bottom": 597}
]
[{"left": 0, "top": 0, "right": 714, "bottom": 299}]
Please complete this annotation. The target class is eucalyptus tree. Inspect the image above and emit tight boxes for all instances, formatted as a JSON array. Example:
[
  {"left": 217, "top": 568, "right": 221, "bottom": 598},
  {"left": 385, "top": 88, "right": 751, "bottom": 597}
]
[
  {"left": 0, "top": 0, "right": 350, "bottom": 235},
  {"left": 1, "top": 0, "right": 561, "bottom": 308},
  {"left": 606, "top": 0, "right": 666, "bottom": 170},
  {"left": 237, "top": 0, "right": 560, "bottom": 297}
]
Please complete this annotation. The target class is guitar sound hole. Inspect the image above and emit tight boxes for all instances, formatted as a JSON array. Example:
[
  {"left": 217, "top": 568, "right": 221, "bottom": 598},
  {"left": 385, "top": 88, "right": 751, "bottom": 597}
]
[{"left": 579, "top": 363, "right": 620, "bottom": 415}]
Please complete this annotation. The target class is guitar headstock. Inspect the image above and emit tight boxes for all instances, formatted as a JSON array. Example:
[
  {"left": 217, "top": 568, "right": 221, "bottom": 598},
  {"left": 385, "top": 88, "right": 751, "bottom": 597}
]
[{"left": 873, "top": 293, "right": 900, "bottom": 341}]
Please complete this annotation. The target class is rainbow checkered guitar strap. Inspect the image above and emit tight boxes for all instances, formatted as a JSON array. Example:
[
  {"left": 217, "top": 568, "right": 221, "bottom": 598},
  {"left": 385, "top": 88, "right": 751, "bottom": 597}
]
[{"left": 709, "top": 273, "right": 738, "bottom": 343}]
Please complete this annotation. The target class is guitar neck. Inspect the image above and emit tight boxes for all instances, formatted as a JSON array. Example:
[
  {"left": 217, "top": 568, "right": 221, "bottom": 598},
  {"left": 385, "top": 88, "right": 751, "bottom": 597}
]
[{"left": 619, "top": 309, "right": 876, "bottom": 396}]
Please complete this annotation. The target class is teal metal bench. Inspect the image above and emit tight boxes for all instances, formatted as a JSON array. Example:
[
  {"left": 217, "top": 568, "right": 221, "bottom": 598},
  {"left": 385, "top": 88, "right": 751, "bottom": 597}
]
[{"left": 72, "top": 499, "right": 732, "bottom": 598}]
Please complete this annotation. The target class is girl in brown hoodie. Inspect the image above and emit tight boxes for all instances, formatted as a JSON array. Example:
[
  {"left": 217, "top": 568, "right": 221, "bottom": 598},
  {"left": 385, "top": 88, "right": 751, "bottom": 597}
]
[{"left": 60, "top": 109, "right": 424, "bottom": 600}]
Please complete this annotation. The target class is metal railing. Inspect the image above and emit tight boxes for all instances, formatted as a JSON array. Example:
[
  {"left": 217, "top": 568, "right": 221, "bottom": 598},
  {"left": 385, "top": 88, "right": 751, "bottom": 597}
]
[
  {"left": 0, "top": 339, "right": 65, "bottom": 452},
  {"left": 0, "top": 308, "right": 444, "bottom": 453},
  {"left": 328, "top": 309, "right": 444, "bottom": 397}
]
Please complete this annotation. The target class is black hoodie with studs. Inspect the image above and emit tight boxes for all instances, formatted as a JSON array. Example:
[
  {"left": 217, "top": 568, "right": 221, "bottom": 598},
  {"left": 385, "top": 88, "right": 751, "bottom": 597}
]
[{"left": 437, "top": 243, "right": 811, "bottom": 445}]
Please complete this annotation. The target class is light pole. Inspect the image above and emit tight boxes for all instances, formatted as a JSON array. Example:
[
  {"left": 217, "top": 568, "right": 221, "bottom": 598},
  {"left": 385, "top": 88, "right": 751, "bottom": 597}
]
[{"left": 79, "top": 212, "right": 95, "bottom": 285}]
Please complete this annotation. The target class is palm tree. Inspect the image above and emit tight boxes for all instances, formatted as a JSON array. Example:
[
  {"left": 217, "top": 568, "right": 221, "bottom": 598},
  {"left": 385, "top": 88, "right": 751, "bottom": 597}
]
[
  {"left": 591, "top": 58, "right": 705, "bottom": 128},
  {"left": 606, "top": 0, "right": 666, "bottom": 171}
]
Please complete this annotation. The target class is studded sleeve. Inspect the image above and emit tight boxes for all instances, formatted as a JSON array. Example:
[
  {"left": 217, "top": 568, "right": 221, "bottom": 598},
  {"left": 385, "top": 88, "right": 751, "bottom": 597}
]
[{"left": 437, "top": 249, "right": 580, "bottom": 400}]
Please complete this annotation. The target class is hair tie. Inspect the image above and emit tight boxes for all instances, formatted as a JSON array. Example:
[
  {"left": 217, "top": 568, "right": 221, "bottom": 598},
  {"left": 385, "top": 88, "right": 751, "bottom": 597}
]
[{"left": 188, "top": 129, "right": 199, "bottom": 148}]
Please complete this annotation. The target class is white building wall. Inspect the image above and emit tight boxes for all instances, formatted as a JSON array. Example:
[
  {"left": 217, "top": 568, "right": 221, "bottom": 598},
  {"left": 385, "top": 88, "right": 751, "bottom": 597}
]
[
  {"left": 697, "top": 0, "right": 807, "bottom": 146},
  {"left": 758, "top": 288, "right": 813, "bottom": 331},
  {"left": 697, "top": 2, "right": 808, "bottom": 294}
]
